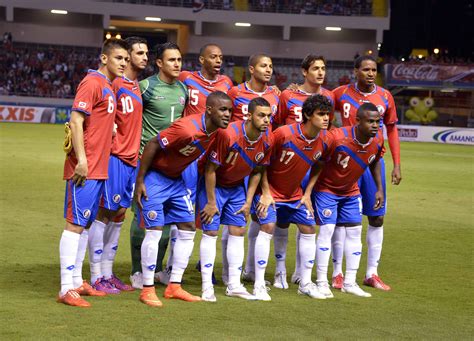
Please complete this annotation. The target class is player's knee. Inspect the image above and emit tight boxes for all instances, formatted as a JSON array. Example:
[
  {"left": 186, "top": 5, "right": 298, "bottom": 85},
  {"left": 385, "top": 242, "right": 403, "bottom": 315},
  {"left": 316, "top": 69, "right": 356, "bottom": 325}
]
[
  {"left": 204, "top": 230, "right": 218, "bottom": 237},
  {"left": 260, "top": 223, "right": 275, "bottom": 235},
  {"left": 368, "top": 216, "right": 384, "bottom": 227},
  {"left": 64, "top": 222, "right": 84, "bottom": 234},
  {"left": 177, "top": 222, "right": 195, "bottom": 232},
  {"left": 298, "top": 224, "right": 315, "bottom": 234}
]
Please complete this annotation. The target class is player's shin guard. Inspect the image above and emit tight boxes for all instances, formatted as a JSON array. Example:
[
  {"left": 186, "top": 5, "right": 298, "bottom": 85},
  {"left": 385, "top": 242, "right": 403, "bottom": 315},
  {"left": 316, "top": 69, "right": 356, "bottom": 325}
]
[
  {"left": 141, "top": 230, "right": 162, "bottom": 286},
  {"left": 366, "top": 225, "right": 383, "bottom": 277},
  {"left": 200, "top": 234, "right": 217, "bottom": 290},
  {"left": 73, "top": 229, "right": 88, "bottom": 288},
  {"left": 130, "top": 214, "right": 144, "bottom": 275},
  {"left": 221, "top": 225, "right": 229, "bottom": 281},
  {"left": 316, "top": 224, "right": 335, "bottom": 283},
  {"left": 254, "top": 231, "right": 272, "bottom": 287},
  {"left": 88, "top": 220, "right": 106, "bottom": 283},
  {"left": 344, "top": 226, "right": 363, "bottom": 285},
  {"left": 169, "top": 230, "right": 195, "bottom": 283},
  {"left": 244, "top": 220, "right": 259, "bottom": 275},
  {"left": 331, "top": 226, "right": 346, "bottom": 277},
  {"left": 227, "top": 235, "right": 245, "bottom": 287},
  {"left": 60, "top": 230, "right": 81, "bottom": 295},
  {"left": 299, "top": 233, "right": 316, "bottom": 285},
  {"left": 273, "top": 225, "right": 288, "bottom": 274},
  {"left": 166, "top": 225, "right": 178, "bottom": 270},
  {"left": 102, "top": 221, "right": 122, "bottom": 279}
]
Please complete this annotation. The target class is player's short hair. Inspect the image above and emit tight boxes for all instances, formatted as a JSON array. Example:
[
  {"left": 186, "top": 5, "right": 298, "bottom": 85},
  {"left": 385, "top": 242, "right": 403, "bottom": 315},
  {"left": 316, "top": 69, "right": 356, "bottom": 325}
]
[
  {"left": 248, "top": 53, "right": 272, "bottom": 67},
  {"left": 357, "top": 102, "right": 379, "bottom": 118},
  {"left": 301, "top": 94, "right": 332, "bottom": 123},
  {"left": 206, "top": 91, "right": 231, "bottom": 106},
  {"left": 154, "top": 42, "right": 180, "bottom": 60},
  {"left": 354, "top": 55, "right": 377, "bottom": 68},
  {"left": 101, "top": 38, "right": 128, "bottom": 56},
  {"left": 199, "top": 43, "right": 221, "bottom": 56},
  {"left": 124, "top": 36, "right": 147, "bottom": 52},
  {"left": 248, "top": 97, "right": 270, "bottom": 114},
  {"left": 301, "top": 54, "right": 326, "bottom": 71}
]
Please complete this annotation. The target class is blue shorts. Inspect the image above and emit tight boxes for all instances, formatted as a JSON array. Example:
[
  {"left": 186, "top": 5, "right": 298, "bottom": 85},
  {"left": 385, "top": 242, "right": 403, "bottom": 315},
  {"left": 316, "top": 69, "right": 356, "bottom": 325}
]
[
  {"left": 182, "top": 159, "right": 198, "bottom": 203},
  {"left": 358, "top": 158, "right": 386, "bottom": 216},
  {"left": 196, "top": 178, "right": 247, "bottom": 231},
  {"left": 252, "top": 194, "right": 315, "bottom": 226},
  {"left": 101, "top": 155, "right": 137, "bottom": 211},
  {"left": 64, "top": 179, "right": 104, "bottom": 227},
  {"left": 313, "top": 191, "right": 362, "bottom": 226},
  {"left": 137, "top": 170, "right": 195, "bottom": 228}
]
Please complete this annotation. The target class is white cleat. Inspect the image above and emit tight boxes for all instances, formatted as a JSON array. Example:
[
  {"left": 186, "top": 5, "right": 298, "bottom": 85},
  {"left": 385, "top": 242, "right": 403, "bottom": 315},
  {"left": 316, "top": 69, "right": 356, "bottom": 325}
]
[
  {"left": 253, "top": 285, "right": 271, "bottom": 301},
  {"left": 130, "top": 272, "right": 143, "bottom": 289},
  {"left": 273, "top": 271, "right": 289, "bottom": 289},
  {"left": 226, "top": 285, "right": 258, "bottom": 300},
  {"left": 201, "top": 286, "right": 217, "bottom": 302},
  {"left": 154, "top": 269, "right": 170, "bottom": 285},
  {"left": 341, "top": 283, "right": 372, "bottom": 297},
  {"left": 316, "top": 281, "right": 334, "bottom": 298},
  {"left": 291, "top": 272, "right": 302, "bottom": 284},
  {"left": 297, "top": 282, "right": 327, "bottom": 299}
]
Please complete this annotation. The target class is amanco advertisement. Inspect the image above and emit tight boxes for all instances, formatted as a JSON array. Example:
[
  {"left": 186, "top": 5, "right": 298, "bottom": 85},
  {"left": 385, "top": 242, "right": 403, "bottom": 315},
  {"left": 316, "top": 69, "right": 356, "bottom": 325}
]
[
  {"left": 398, "top": 125, "right": 474, "bottom": 145},
  {"left": 0, "top": 105, "right": 70, "bottom": 124}
]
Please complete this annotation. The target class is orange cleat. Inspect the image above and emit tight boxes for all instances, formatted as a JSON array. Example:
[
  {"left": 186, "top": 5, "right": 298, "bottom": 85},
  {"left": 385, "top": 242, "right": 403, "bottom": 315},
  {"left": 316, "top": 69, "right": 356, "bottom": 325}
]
[
  {"left": 57, "top": 289, "right": 91, "bottom": 307},
  {"left": 364, "top": 274, "right": 392, "bottom": 291},
  {"left": 139, "top": 287, "right": 163, "bottom": 307},
  {"left": 164, "top": 283, "right": 202, "bottom": 302},
  {"left": 76, "top": 281, "right": 107, "bottom": 296},
  {"left": 332, "top": 273, "right": 344, "bottom": 289}
]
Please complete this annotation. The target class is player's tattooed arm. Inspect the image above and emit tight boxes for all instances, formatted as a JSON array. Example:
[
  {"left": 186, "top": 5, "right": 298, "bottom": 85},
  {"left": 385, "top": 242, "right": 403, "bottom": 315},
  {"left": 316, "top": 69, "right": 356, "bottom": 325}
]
[
  {"left": 369, "top": 158, "right": 384, "bottom": 210},
  {"left": 201, "top": 161, "right": 220, "bottom": 225},
  {"left": 134, "top": 138, "right": 162, "bottom": 208},
  {"left": 69, "top": 111, "right": 87, "bottom": 186}
]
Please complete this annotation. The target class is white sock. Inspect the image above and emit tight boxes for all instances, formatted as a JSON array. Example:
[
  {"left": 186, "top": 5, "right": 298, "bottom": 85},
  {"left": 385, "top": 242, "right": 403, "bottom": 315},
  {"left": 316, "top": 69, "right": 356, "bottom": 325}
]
[
  {"left": 316, "top": 224, "right": 335, "bottom": 283},
  {"left": 59, "top": 230, "right": 80, "bottom": 295},
  {"left": 254, "top": 231, "right": 272, "bottom": 287},
  {"left": 166, "top": 224, "right": 178, "bottom": 270},
  {"left": 331, "top": 226, "right": 346, "bottom": 277},
  {"left": 73, "top": 229, "right": 88, "bottom": 288},
  {"left": 244, "top": 220, "right": 259, "bottom": 274},
  {"left": 170, "top": 230, "right": 195, "bottom": 283},
  {"left": 88, "top": 220, "right": 106, "bottom": 283},
  {"left": 344, "top": 225, "right": 363, "bottom": 285},
  {"left": 200, "top": 234, "right": 217, "bottom": 290},
  {"left": 102, "top": 221, "right": 122, "bottom": 279},
  {"left": 221, "top": 225, "right": 229, "bottom": 281},
  {"left": 366, "top": 225, "right": 383, "bottom": 277},
  {"left": 141, "top": 229, "right": 162, "bottom": 286},
  {"left": 299, "top": 233, "right": 316, "bottom": 285},
  {"left": 273, "top": 225, "right": 288, "bottom": 274},
  {"left": 294, "top": 229, "right": 301, "bottom": 275},
  {"left": 227, "top": 235, "right": 245, "bottom": 288}
]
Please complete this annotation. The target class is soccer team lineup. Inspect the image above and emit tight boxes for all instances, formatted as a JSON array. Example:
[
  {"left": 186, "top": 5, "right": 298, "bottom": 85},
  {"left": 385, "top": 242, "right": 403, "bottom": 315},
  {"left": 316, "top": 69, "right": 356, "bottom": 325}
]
[{"left": 58, "top": 36, "right": 402, "bottom": 308}]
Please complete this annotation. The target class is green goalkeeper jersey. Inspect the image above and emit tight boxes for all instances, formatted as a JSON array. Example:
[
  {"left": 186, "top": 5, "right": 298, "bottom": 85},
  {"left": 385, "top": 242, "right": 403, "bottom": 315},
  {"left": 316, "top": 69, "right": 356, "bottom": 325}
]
[{"left": 139, "top": 74, "right": 188, "bottom": 154}]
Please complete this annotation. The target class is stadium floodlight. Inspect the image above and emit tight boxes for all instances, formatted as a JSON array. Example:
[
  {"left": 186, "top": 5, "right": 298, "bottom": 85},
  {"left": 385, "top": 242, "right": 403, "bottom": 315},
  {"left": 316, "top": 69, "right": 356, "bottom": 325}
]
[
  {"left": 105, "top": 33, "right": 112, "bottom": 39},
  {"left": 235, "top": 22, "right": 251, "bottom": 27},
  {"left": 51, "top": 9, "right": 68, "bottom": 15},
  {"left": 108, "top": 26, "right": 116, "bottom": 29},
  {"left": 115, "top": 34, "right": 122, "bottom": 39},
  {"left": 145, "top": 17, "right": 162, "bottom": 22},
  {"left": 325, "top": 27, "right": 341, "bottom": 31},
  {"left": 434, "top": 48, "right": 440, "bottom": 54},
  {"left": 401, "top": 57, "right": 405, "bottom": 61}
]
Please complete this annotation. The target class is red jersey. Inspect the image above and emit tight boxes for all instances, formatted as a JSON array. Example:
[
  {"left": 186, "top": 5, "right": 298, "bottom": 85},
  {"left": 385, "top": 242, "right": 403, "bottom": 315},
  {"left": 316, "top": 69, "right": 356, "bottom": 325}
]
[
  {"left": 152, "top": 113, "right": 216, "bottom": 178},
  {"left": 64, "top": 70, "right": 116, "bottom": 180},
  {"left": 333, "top": 84, "right": 398, "bottom": 128},
  {"left": 200, "top": 121, "right": 272, "bottom": 187},
  {"left": 179, "top": 71, "right": 233, "bottom": 116},
  {"left": 315, "top": 126, "right": 384, "bottom": 196},
  {"left": 111, "top": 76, "right": 143, "bottom": 167},
  {"left": 267, "top": 123, "right": 330, "bottom": 201},
  {"left": 227, "top": 82, "right": 280, "bottom": 122},
  {"left": 275, "top": 87, "right": 335, "bottom": 126}
]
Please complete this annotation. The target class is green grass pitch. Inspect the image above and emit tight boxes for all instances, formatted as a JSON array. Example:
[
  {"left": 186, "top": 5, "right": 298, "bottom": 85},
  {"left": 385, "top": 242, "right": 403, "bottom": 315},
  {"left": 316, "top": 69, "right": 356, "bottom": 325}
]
[{"left": 0, "top": 122, "right": 472, "bottom": 339}]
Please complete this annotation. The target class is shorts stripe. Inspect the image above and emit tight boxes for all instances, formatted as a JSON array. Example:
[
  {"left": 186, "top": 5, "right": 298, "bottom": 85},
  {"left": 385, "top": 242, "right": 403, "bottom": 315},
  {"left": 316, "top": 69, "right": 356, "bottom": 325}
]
[{"left": 72, "top": 182, "right": 81, "bottom": 226}]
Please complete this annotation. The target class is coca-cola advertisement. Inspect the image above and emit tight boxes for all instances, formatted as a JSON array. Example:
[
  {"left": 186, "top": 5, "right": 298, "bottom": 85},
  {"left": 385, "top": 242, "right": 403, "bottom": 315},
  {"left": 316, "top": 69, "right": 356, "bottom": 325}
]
[{"left": 384, "top": 64, "right": 474, "bottom": 88}]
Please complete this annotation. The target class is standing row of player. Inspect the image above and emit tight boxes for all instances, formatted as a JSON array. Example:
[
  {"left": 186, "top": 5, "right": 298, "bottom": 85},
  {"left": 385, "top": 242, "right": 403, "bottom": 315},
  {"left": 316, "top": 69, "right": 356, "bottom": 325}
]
[{"left": 57, "top": 37, "right": 401, "bottom": 307}]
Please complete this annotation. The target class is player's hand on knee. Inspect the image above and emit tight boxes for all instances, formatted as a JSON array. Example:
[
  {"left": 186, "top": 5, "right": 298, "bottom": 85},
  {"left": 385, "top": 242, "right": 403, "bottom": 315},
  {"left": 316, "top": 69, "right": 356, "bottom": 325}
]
[
  {"left": 234, "top": 203, "right": 250, "bottom": 221},
  {"left": 134, "top": 182, "right": 148, "bottom": 209},
  {"left": 201, "top": 203, "right": 219, "bottom": 225},
  {"left": 391, "top": 165, "right": 402, "bottom": 185},
  {"left": 73, "top": 162, "right": 88, "bottom": 186},
  {"left": 296, "top": 194, "right": 314, "bottom": 216},
  {"left": 256, "top": 193, "right": 274, "bottom": 219},
  {"left": 373, "top": 190, "right": 384, "bottom": 210}
]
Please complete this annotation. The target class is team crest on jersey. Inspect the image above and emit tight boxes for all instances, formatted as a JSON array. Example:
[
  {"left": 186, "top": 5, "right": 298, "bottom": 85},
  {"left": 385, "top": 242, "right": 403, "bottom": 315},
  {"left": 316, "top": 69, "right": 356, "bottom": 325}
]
[
  {"left": 210, "top": 151, "right": 218, "bottom": 159},
  {"left": 179, "top": 97, "right": 186, "bottom": 105},
  {"left": 83, "top": 209, "right": 91, "bottom": 219},
  {"left": 113, "top": 194, "right": 121, "bottom": 203},
  {"left": 255, "top": 152, "right": 265, "bottom": 163},
  {"left": 78, "top": 101, "right": 87, "bottom": 109},
  {"left": 376, "top": 105, "right": 385, "bottom": 114},
  {"left": 271, "top": 105, "right": 278, "bottom": 114},
  {"left": 161, "top": 137, "right": 169, "bottom": 146},
  {"left": 368, "top": 155, "right": 376, "bottom": 164},
  {"left": 313, "top": 151, "right": 322, "bottom": 160},
  {"left": 322, "top": 209, "right": 332, "bottom": 218},
  {"left": 147, "top": 211, "right": 158, "bottom": 220}
]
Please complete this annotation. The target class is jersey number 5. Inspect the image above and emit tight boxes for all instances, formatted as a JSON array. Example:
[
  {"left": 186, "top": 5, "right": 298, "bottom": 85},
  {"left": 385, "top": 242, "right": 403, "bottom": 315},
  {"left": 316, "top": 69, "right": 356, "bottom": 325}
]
[
  {"left": 189, "top": 89, "right": 199, "bottom": 105},
  {"left": 294, "top": 107, "right": 303, "bottom": 122},
  {"left": 337, "top": 154, "right": 350, "bottom": 168}
]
